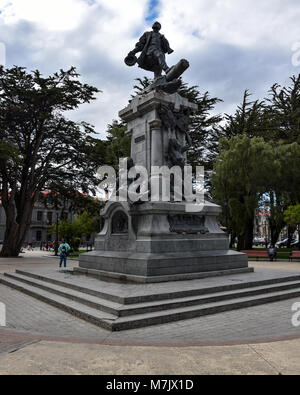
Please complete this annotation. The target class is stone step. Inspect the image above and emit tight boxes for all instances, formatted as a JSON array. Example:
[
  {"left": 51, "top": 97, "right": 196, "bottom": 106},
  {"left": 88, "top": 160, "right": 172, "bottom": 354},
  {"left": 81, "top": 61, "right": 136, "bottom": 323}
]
[
  {"left": 117, "top": 280, "right": 300, "bottom": 317},
  {"left": 0, "top": 274, "right": 117, "bottom": 330},
  {"left": 4, "top": 272, "right": 122, "bottom": 316},
  {"left": 6, "top": 272, "right": 300, "bottom": 318},
  {"left": 74, "top": 266, "right": 254, "bottom": 284},
  {"left": 15, "top": 269, "right": 300, "bottom": 305},
  {"left": 15, "top": 269, "right": 124, "bottom": 304},
  {"left": 2, "top": 272, "right": 300, "bottom": 331},
  {"left": 113, "top": 287, "right": 300, "bottom": 331}
]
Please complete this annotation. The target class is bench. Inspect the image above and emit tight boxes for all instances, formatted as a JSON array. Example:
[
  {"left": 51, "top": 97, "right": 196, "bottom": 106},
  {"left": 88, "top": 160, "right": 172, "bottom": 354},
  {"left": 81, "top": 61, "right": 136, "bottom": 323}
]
[
  {"left": 241, "top": 250, "right": 276, "bottom": 261},
  {"left": 289, "top": 251, "right": 300, "bottom": 262}
]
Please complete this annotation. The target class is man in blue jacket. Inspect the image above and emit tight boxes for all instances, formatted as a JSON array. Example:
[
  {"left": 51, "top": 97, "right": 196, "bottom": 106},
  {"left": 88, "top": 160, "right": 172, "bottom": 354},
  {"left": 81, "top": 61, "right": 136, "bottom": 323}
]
[
  {"left": 58, "top": 240, "right": 71, "bottom": 269},
  {"left": 267, "top": 244, "right": 277, "bottom": 262}
]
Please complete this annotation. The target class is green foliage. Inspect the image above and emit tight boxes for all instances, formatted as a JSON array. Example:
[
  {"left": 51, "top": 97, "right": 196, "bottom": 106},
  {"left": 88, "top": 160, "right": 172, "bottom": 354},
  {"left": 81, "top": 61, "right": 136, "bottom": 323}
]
[
  {"left": 91, "top": 120, "right": 131, "bottom": 173},
  {"left": 264, "top": 75, "right": 300, "bottom": 143},
  {"left": 51, "top": 211, "right": 98, "bottom": 250},
  {"left": 212, "top": 134, "right": 275, "bottom": 249},
  {"left": 212, "top": 75, "right": 300, "bottom": 246},
  {"left": 218, "top": 90, "right": 266, "bottom": 139},
  {"left": 132, "top": 77, "right": 153, "bottom": 95},
  {"left": 0, "top": 140, "right": 19, "bottom": 162},
  {"left": 103, "top": 120, "right": 131, "bottom": 169},
  {"left": 261, "top": 140, "right": 300, "bottom": 244},
  {"left": 0, "top": 65, "right": 103, "bottom": 256},
  {"left": 73, "top": 211, "right": 98, "bottom": 236},
  {"left": 180, "top": 83, "right": 223, "bottom": 170},
  {"left": 284, "top": 205, "right": 300, "bottom": 226},
  {"left": 71, "top": 237, "right": 81, "bottom": 252}
]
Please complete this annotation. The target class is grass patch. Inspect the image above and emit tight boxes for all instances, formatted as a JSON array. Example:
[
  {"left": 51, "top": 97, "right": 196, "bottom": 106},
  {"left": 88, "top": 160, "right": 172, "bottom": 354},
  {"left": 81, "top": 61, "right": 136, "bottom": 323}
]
[{"left": 68, "top": 250, "right": 87, "bottom": 258}]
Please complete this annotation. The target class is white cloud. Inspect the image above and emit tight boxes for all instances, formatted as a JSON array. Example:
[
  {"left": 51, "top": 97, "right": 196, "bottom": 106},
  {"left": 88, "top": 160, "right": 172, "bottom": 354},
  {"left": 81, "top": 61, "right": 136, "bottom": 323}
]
[
  {"left": 0, "top": 0, "right": 150, "bottom": 135},
  {"left": 0, "top": 0, "right": 299, "bottom": 138},
  {"left": 158, "top": 0, "right": 300, "bottom": 52},
  {"left": 1, "top": 0, "right": 89, "bottom": 30}
]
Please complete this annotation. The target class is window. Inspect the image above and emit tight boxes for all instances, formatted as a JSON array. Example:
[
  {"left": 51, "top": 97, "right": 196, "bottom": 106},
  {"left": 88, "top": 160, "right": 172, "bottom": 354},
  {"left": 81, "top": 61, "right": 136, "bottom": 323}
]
[
  {"left": 36, "top": 231, "right": 42, "bottom": 242},
  {"left": 37, "top": 211, "right": 43, "bottom": 221},
  {"left": 47, "top": 212, "right": 53, "bottom": 225}
]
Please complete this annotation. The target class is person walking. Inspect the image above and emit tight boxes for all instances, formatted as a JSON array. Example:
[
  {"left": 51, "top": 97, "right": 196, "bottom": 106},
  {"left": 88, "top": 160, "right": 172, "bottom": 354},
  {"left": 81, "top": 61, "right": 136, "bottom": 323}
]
[
  {"left": 58, "top": 240, "right": 71, "bottom": 269},
  {"left": 27, "top": 241, "right": 33, "bottom": 251}
]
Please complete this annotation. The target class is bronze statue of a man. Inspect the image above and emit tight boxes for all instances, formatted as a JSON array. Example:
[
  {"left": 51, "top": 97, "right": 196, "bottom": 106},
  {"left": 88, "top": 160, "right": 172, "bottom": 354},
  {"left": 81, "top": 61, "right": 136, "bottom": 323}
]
[{"left": 125, "top": 21, "right": 174, "bottom": 78}]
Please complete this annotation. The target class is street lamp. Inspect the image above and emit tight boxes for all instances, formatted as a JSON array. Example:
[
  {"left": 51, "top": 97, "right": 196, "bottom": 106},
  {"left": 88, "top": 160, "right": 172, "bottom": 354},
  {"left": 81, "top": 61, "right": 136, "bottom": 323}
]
[{"left": 54, "top": 213, "right": 59, "bottom": 256}]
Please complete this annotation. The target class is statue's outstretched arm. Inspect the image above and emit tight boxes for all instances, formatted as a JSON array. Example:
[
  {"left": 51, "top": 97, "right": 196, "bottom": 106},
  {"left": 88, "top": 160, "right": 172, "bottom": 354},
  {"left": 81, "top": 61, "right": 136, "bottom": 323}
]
[{"left": 130, "top": 33, "right": 147, "bottom": 55}]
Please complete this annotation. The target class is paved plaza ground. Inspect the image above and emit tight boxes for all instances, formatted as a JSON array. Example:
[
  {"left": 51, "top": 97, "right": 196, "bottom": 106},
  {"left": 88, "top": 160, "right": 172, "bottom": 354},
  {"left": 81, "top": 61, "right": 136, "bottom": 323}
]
[{"left": 0, "top": 250, "right": 300, "bottom": 375}]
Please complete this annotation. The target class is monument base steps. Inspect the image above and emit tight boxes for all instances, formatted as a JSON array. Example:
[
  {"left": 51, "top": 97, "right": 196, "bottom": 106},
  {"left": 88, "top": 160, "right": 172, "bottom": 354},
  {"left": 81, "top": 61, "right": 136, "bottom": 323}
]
[{"left": 1, "top": 269, "right": 300, "bottom": 331}]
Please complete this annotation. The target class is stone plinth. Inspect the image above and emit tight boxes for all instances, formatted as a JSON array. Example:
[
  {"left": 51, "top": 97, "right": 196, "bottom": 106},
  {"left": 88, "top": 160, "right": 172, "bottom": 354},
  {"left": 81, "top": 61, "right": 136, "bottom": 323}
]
[
  {"left": 119, "top": 90, "right": 198, "bottom": 173},
  {"left": 79, "top": 199, "right": 248, "bottom": 281},
  {"left": 78, "top": 91, "right": 249, "bottom": 282}
]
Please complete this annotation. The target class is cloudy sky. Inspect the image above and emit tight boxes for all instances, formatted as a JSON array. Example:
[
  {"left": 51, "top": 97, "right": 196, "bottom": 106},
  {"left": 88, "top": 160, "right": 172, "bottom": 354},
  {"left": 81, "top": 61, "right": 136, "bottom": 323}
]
[{"left": 0, "top": 0, "right": 300, "bottom": 138}]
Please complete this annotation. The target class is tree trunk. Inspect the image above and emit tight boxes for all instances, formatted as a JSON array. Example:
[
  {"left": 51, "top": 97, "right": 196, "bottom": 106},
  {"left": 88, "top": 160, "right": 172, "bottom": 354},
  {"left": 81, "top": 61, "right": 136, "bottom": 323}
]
[
  {"left": 244, "top": 219, "right": 254, "bottom": 250},
  {"left": 287, "top": 226, "right": 296, "bottom": 248},
  {"left": 229, "top": 231, "right": 236, "bottom": 249},
  {"left": 268, "top": 191, "right": 283, "bottom": 246},
  {"left": 270, "top": 227, "right": 281, "bottom": 246},
  {"left": 0, "top": 198, "right": 34, "bottom": 258},
  {"left": 237, "top": 235, "right": 245, "bottom": 252},
  {"left": 0, "top": 224, "right": 25, "bottom": 257},
  {"left": 237, "top": 216, "right": 254, "bottom": 251}
]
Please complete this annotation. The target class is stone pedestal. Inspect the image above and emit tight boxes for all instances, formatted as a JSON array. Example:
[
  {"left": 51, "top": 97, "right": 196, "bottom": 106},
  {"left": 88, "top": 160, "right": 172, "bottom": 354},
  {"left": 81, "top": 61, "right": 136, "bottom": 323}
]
[
  {"left": 78, "top": 91, "right": 249, "bottom": 282},
  {"left": 121, "top": 90, "right": 197, "bottom": 173},
  {"left": 78, "top": 200, "right": 249, "bottom": 281}
]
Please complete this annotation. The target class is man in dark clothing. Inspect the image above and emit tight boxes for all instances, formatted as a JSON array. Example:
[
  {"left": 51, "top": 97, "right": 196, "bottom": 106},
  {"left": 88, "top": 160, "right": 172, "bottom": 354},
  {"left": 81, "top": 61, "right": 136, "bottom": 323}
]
[
  {"left": 58, "top": 240, "right": 71, "bottom": 269},
  {"left": 126, "top": 21, "right": 174, "bottom": 78},
  {"left": 267, "top": 244, "right": 277, "bottom": 262}
]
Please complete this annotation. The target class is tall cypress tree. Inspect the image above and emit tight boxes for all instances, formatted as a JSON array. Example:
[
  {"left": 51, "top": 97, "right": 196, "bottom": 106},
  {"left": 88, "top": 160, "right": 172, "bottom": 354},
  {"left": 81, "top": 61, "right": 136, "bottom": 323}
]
[{"left": 0, "top": 66, "right": 103, "bottom": 257}]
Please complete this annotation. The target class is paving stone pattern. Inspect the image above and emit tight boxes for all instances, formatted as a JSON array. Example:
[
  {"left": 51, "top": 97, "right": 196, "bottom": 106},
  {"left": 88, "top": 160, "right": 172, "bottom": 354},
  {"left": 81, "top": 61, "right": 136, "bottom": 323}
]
[{"left": 0, "top": 276, "right": 300, "bottom": 345}]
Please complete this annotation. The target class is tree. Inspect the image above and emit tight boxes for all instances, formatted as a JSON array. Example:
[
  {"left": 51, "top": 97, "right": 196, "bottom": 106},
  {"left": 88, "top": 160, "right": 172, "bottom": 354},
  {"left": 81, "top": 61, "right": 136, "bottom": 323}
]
[
  {"left": 52, "top": 211, "right": 98, "bottom": 251},
  {"left": 103, "top": 120, "right": 131, "bottom": 170},
  {"left": 214, "top": 81, "right": 300, "bottom": 246},
  {"left": 264, "top": 75, "right": 300, "bottom": 143},
  {"left": 261, "top": 76, "right": 300, "bottom": 243},
  {"left": 217, "top": 90, "right": 266, "bottom": 140},
  {"left": 0, "top": 66, "right": 102, "bottom": 257},
  {"left": 211, "top": 134, "right": 275, "bottom": 250},
  {"left": 179, "top": 83, "right": 223, "bottom": 170},
  {"left": 284, "top": 205, "right": 300, "bottom": 250},
  {"left": 284, "top": 205, "right": 300, "bottom": 227},
  {"left": 90, "top": 120, "right": 131, "bottom": 174},
  {"left": 0, "top": 141, "right": 19, "bottom": 161},
  {"left": 263, "top": 142, "right": 300, "bottom": 245}
]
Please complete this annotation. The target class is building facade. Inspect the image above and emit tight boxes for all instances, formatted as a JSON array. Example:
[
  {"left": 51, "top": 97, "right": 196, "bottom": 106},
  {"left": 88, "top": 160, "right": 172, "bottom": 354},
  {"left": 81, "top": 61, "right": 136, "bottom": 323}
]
[
  {"left": 0, "top": 202, "right": 74, "bottom": 246},
  {"left": 254, "top": 210, "right": 271, "bottom": 239}
]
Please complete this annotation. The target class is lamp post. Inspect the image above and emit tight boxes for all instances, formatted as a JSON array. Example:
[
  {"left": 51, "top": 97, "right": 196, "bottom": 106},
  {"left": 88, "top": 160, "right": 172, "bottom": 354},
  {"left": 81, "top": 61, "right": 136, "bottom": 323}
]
[{"left": 54, "top": 213, "right": 59, "bottom": 256}]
